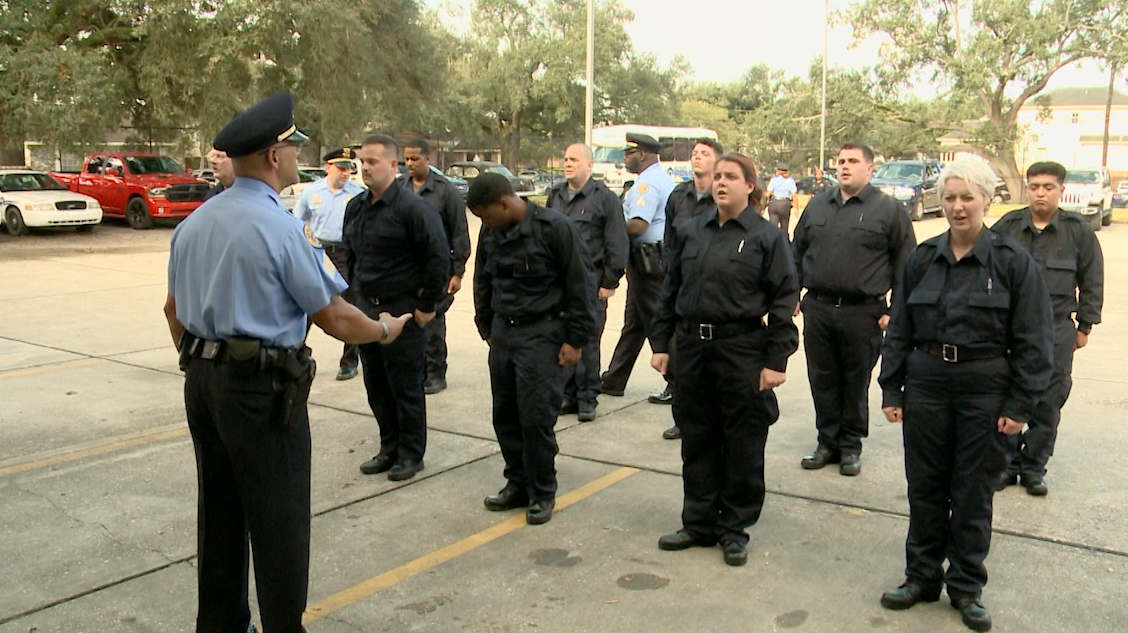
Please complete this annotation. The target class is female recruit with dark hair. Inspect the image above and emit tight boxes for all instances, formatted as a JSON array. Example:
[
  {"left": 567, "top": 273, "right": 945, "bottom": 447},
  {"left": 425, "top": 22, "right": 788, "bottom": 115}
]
[{"left": 649, "top": 152, "right": 799, "bottom": 566}]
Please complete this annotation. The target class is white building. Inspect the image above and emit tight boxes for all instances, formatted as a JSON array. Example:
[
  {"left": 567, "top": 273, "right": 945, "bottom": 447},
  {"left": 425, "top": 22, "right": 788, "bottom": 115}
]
[{"left": 1016, "top": 87, "right": 1128, "bottom": 176}]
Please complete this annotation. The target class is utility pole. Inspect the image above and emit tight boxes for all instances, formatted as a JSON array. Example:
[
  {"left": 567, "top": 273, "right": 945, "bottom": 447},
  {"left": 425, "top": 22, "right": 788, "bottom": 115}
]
[
  {"left": 585, "top": 0, "right": 595, "bottom": 146},
  {"left": 820, "top": 0, "right": 828, "bottom": 171}
]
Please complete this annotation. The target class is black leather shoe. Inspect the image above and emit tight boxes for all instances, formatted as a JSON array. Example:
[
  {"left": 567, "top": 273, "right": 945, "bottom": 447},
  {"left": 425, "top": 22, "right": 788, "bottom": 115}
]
[
  {"left": 648, "top": 388, "right": 673, "bottom": 405},
  {"left": 359, "top": 454, "right": 394, "bottom": 475},
  {"left": 388, "top": 459, "right": 424, "bottom": 481},
  {"left": 658, "top": 530, "right": 715, "bottom": 551},
  {"left": 559, "top": 399, "right": 578, "bottom": 415},
  {"left": 578, "top": 401, "right": 597, "bottom": 422},
  {"left": 336, "top": 366, "right": 358, "bottom": 381},
  {"left": 952, "top": 596, "right": 992, "bottom": 632},
  {"left": 423, "top": 376, "right": 447, "bottom": 395},
  {"left": 526, "top": 498, "right": 555, "bottom": 524},
  {"left": 662, "top": 426, "right": 681, "bottom": 440},
  {"left": 880, "top": 582, "right": 941, "bottom": 610},
  {"left": 484, "top": 484, "right": 529, "bottom": 511},
  {"left": 721, "top": 541, "right": 747, "bottom": 566},
  {"left": 840, "top": 454, "right": 862, "bottom": 476},
  {"left": 1021, "top": 473, "right": 1048, "bottom": 496},
  {"left": 996, "top": 472, "right": 1017, "bottom": 492},
  {"left": 600, "top": 383, "right": 625, "bottom": 397},
  {"left": 801, "top": 447, "right": 840, "bottom": 470}
]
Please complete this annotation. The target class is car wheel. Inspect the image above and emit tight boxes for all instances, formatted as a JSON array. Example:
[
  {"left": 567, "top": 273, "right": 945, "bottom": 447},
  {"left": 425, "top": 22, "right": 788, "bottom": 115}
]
[
  {"left": 126, "top": 198, "right": 153, "bottom": 230},
  {"left": 910, "top": 198, "right": 923, "bottom": 221},
  {"left": 1089, "top": 211, "right": 1102, "bottom": 232},
  {"left": 5, "top": 206, "right": 29, "bottom": 236},
  {"left": 76, "top": 224, "right": 94, "bottom": 233},
  {"left": 993, "top": 193, "right": 1003, "bottom": 204},
  {"left": 1101, "top": 206, "right": 1112, "bottom": 226}
]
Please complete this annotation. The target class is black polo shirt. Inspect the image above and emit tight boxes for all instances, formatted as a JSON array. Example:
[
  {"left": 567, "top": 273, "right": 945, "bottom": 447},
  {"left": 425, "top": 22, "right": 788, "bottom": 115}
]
[
  {"left": 401, "top": 171, "right": 471, "bottom": 278},
  {"left": 663, "top": 180, "right": 716, "bottom": 245}
]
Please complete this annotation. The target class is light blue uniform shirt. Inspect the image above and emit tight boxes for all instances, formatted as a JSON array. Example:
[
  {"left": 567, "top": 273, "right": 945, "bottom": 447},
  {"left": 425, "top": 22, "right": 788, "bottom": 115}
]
[
  {"left": 624, "top": 162, "right": 673, "bottom": 244},
  {"left": 293, "top": 177, "right": 363, "bottom": 243},
  {"left": 768, "top": 175, "right": 797, "bottom": 200},
  {"left": 168, "top": 177, "right": 348, "bottom": 349}
]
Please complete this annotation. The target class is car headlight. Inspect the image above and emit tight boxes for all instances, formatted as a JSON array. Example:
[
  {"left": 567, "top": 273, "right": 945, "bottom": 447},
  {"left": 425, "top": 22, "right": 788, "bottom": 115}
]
[
  {"left": 22, "top": 203, "right": 38, "bottom": 211},
  {"left": 88, "top": 199, "right": 101, "bottom": 209},
  {"left": 149, "top": 187, "right": 167, "bottom": 198},
  {"left": 894, "top": 186, "right": 916, "bottom": 200}
]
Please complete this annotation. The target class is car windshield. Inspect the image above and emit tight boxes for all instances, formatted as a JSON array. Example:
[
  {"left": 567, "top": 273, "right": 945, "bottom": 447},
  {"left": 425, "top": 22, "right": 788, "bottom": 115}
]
[
  {"left": 1065, "top": 171, "right": 1100, "bottom": 184},
  {"left": 593, "top": 147, "right": 625, "bottom": 163},
  {"left": 297, "top": 169, "right": 325, "bottom": 183},
  {"left": 485, "top": 165, "right": 516, "bottom": 178},
  {"left": 875, "top": 163, "right": 924, "bottom": 181},
  {"left": 0, "top": 172, "right": 69, "bottom": 192},
  {"left": 124, "top": 155, "right": 184, "bottom": 174}
]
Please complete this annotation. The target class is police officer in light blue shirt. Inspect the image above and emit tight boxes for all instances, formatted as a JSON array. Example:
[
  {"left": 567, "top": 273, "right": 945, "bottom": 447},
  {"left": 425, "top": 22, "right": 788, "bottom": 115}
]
[
  {"left": 162, "top": 91, "right": 411, "bottom": 633},
  {"left": 767, "top": 161, "right": 798, "bottom": 234},
  {"left": 601, "top": 133, "right": 675, "bottom": 398},
  {"left": 294, "top": 147, "right": 366, "bottom": 379}
]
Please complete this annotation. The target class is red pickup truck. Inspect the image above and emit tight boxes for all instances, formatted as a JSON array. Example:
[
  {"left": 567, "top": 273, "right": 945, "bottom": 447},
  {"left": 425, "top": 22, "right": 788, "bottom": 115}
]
[{"left": 52, "top": 152, "right": 210, "bottom": 229}]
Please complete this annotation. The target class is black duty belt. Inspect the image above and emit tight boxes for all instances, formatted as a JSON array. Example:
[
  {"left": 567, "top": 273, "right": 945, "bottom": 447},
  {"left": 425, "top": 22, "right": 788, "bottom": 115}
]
[
  {"left": 501, "top": 312, "right": 561, "bottom": 327},
  {"left": 917, "top": 342, "right": 1006, "bottom": 363},
  {"left": 362, "top": 293, "right": 409, "bottom": 307},
  {"left": 810, "top": 293, "right": 884, "bottom": 307},
  {"left": 680, "top": 320, "right": 763, "bottom": 341},
  {"left": 321, "top": 240, "right": 344, "bottom": 254},
  {"left": 634, "top": 242, "right": 663, "bottom": 254},
  {"left": 181, "top": 334, "right": 294, "bottom": 367}
]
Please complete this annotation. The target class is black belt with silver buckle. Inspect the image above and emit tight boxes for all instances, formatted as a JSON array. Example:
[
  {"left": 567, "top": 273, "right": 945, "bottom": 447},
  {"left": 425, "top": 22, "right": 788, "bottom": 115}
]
[
  {"left": 810, "top": 293, "right": 884, "bottom": 307},
  {"left": 187, "top": 337, "right": 226, "bottom": 360},
  {"left": 634, "top": 242, "right": 663, "bottom": 254},
  {"left": 681, "top": 321, "right": 763, "bottom": 341},
  {"left": 501, "top": 312, "right": 560, "bottom": 327},
  {"left": 917, "top": 342, "right": 1005, "bottom": 363}
]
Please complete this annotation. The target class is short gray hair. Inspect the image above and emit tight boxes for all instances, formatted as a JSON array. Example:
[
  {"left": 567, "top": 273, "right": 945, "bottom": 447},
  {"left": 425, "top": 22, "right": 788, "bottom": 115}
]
[
  {"left": 938, "top": 160, "right": 996, "bottom": 201},
  {"left": 566, "top": 142, "right": 593, "bottom": 162}
]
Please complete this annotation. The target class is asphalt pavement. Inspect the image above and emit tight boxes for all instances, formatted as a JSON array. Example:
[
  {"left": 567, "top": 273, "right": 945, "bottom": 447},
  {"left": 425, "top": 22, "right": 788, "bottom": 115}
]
[{"left": 1, "top": 212, "right": 1126, "bottom": 632}]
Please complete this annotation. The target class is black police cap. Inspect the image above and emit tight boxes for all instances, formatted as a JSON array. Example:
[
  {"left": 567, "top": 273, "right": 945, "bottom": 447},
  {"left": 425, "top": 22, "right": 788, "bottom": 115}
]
[
  {"left": 322, "top": 147, "right": 357, "bottom": 163},
  {"left": 776, "top": 161, "right": 790, "bottom": 171},
  {"left": 624, "top": 133, "right": 661, "bottom": 154},
  {"left": 213, "top": 92, "right": 309, "bottom": 158}
]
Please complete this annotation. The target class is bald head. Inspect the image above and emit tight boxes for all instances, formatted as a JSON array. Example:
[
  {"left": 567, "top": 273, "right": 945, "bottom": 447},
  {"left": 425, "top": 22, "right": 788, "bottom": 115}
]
[{"left": 563, "top": 143, "right": 594, "bottom": 189}]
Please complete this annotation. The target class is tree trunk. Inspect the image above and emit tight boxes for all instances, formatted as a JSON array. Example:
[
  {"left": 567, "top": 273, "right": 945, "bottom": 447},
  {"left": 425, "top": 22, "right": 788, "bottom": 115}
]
[
  {"left": 985, "top": 148, "right": 1024, "bottom": 207},
  {"left": 1102, "top": 65, "right": 1118, "bottom": 167},
  {"left": 0, "top": 134, "right": 25, "bottom": 166},
  {"left": 505, "top": 110, "right": 522, "bottom": 170}
]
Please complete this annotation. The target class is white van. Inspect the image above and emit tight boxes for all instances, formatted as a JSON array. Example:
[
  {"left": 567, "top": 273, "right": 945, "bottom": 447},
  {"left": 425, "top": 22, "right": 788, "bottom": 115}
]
[{"left": 591, "top": 125, "right": 718, "bottom": 195}]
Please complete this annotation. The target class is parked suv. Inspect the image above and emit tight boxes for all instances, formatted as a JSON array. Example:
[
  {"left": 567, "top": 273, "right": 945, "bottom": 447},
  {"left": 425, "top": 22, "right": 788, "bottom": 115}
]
[
  {"left": 1061, "top": 167, "right": 1114, "bottom": 230},
  {"left": 446, "top": 162, "right": 534, "bottom": 197},
  {"left": 871, "top": 159, "right": 944, "bottom": 221}
]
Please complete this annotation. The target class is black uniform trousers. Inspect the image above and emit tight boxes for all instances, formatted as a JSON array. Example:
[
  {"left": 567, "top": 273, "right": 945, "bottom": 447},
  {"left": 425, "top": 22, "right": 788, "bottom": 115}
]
[
  {"left": 184, "top": 356, "right": 311, "bottom": 633},
  {"left": 902, "top": 350, "right": 1009, "bottom": 600},
  {"left": 602, "top": 249, "right": 666, "bottom": 392},
  {"left": 1005, "top": 317, "right": 1075, "bottom": 478},
  {"left": 802, "top": 295, "right": 885, "bottom": 456},
  {"left": 767, "top": 199, "right": 792, "bottom": 234},
  {"left": 323, "top": 243, "right": 359, "bottom": 370},
  {"left": 357, "top": 297, "right": 428, "bottom": 463},
  {"left": 489, "top": 316, "right": 566, "bottom": 501},
  {"left": 425, "top": 291, "right": 456, "bottom": 382},
  {"left": 673, "top": 327, "right": 777, "bottom": 547},
  {"left": 562, "top": 299, "right": 607, "bottom": 405}
]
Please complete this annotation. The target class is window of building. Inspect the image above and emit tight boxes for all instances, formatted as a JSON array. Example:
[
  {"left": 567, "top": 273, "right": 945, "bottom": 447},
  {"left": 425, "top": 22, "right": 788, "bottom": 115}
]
[{"left": 1071, "top": 112, "right": 1080, "bottom": 124}]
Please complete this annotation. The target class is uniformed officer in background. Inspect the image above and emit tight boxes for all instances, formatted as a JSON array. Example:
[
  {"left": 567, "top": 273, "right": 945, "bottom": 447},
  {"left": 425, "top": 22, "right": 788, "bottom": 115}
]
[
  {"left": 203, "top": 148, "right": 234, "bottom": 200},
  {"left": 792, "top": 142, "right": 916, "bottom": 476},
  {"left": 345, "top": 133, "right": 450, "bottom": 482},
  {"left": 654, "top": 137, "right": 723, "bottom": 440},
  {"left": 601, "top": 133, "right": 674, "bottom": 399},
  {"left": 650, "top": 152, "right": 799, "bottom": 567},
  {"left": 547, "top": 142, "right": 628, "bottom": 422},
  {"left": 809, "top": 167, "right": 835, "bottom": 198},
  {"left": 991, "top": 161, "right": 1104, "bottom": 496},
  {"left": 470, "top": 173, "right": 597, "bottom": 525},
  {"left": 294, "top": 147, "right": 366, "bottom": 380},
  {"left": 400, "top": 138, "right": 472, "bottom": 395},
  {"left": 878, "top": 159, "right": 1052, "bottom": 633},
  {"left": 163, "top": 92, "right": 412, "bottom": 633},
  {"left": 766, "top": 162, "right": 797, "bottom": 233}
]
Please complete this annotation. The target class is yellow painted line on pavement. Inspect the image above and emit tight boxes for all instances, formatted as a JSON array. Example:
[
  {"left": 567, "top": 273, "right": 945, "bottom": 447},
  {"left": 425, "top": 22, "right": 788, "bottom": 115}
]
[
  {"left": 0, "top": 427, "right": 188, "bottom": 478},
  {"left": 0, "top": 358, "right": 106, "bottom": 379},
  {"left": 302, "top": 466, "right": 640, "bottom": 625}
]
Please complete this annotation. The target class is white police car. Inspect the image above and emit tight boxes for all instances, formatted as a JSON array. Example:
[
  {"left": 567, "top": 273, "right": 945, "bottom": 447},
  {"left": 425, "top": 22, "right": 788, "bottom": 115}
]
[{"left": 0, "top": 169, "right": 102, "bottom": 236}]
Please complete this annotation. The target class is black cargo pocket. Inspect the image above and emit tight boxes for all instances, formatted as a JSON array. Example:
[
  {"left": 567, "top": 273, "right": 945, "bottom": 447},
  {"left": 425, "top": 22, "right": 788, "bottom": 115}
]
[
  {"left": 1043, "top": 258, "right": 1077, "bottom": 297},
  {"left": 851, "top": 223, "right": 887, "bottom": 250},
  {"left": 967, "top": 287, "right": 1010, "bottom": 343}
]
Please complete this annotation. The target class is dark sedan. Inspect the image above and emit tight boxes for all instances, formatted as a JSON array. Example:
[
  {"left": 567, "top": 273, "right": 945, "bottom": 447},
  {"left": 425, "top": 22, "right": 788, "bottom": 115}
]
[{"left": 446, "top": 161, "right": 535, "bottom": 197}]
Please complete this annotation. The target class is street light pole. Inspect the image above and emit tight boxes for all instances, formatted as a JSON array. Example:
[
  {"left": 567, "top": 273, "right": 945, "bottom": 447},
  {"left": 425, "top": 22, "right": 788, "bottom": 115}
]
[
  {"left": 820, "top": 0, "right": 828, "bottom": 171},
  {"left": 585, "top": 0, "right": 595, "bottom": 146}
]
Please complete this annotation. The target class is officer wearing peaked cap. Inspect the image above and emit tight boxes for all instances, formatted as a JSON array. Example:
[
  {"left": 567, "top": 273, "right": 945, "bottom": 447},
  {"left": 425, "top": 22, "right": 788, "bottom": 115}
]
[
  {"left": 294, "top": 147, "right": 366, "bottom": 380},
  {"left": 165, "top": 91, "right": 412, "bottom": 633},
  {"left": 601, "top": 132, "right": 674, "bottom": 400}
]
